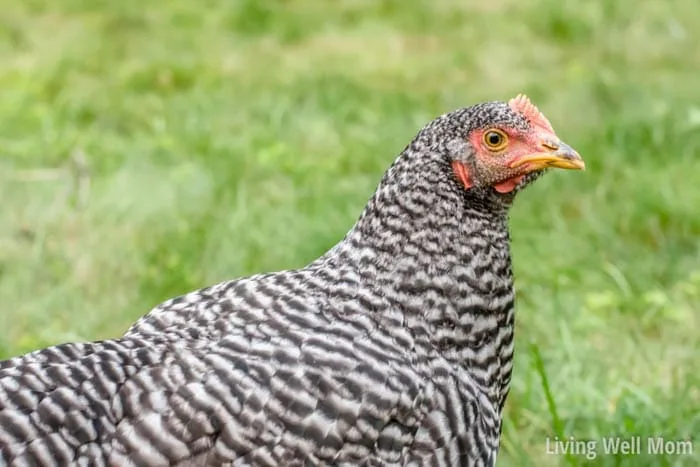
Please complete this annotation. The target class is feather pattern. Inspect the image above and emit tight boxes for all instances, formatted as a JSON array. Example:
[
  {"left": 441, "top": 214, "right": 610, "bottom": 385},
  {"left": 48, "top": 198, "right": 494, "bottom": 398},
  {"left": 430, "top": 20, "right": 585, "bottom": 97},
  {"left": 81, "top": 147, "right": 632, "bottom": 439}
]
[{"left": 1, "top": 100, "right": 555, "bottom": 466}]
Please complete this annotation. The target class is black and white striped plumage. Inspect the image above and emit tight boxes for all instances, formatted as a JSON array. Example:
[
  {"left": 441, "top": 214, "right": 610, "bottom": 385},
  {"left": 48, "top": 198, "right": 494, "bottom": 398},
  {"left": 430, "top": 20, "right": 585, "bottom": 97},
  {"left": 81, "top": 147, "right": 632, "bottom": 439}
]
[{"left": 0, "top": 96, "right": 583, "bottom": 466}]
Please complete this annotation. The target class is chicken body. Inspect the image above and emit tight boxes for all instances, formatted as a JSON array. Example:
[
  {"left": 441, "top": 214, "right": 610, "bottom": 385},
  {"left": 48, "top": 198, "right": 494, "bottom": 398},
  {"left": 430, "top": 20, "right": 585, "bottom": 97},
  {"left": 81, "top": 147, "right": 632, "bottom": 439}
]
[{"left": 0, "top": 97, "right": 584, "bottom": 466}]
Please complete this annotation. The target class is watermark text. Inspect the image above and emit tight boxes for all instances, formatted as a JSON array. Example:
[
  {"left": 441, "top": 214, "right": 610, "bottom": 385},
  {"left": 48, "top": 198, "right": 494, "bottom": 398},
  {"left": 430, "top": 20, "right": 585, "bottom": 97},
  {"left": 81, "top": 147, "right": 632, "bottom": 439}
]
[{"left": 545, "top": 436, "right": 694, "bottom": 460}]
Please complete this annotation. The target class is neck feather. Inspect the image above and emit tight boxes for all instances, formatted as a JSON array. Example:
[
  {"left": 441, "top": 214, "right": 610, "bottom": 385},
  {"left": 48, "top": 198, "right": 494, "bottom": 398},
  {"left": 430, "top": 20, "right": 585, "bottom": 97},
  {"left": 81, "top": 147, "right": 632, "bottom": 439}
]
[{"left": 317, "top": 147, "right": 516, "bottom": 412}]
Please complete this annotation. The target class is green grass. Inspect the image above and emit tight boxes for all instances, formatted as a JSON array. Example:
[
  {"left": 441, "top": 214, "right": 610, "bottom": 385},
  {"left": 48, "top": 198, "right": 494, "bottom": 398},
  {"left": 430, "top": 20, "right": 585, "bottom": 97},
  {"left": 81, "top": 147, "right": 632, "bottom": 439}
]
[{"left": 1, "top": 0, "right": 699, "bottom": 465}]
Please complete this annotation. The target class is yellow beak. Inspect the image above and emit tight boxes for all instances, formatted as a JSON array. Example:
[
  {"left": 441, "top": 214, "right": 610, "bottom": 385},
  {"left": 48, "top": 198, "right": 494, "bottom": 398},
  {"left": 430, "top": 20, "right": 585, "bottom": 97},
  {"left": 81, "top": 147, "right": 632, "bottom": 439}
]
[{"left": 509, "top": 142, "right": 585, "bottom": 171}]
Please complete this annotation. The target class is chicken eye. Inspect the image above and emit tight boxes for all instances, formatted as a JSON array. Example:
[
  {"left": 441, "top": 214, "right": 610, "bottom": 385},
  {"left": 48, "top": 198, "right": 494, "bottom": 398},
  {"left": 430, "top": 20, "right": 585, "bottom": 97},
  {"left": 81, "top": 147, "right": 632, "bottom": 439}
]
[{"left": 483, "top": 130, "right": 508, "bottom": 150}]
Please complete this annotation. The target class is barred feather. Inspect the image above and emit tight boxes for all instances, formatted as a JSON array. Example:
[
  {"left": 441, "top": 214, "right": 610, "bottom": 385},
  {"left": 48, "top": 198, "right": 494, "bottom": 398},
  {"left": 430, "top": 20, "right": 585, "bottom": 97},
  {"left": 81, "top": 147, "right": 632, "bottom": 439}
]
[{"left": 1, "top": 100, "right": 556, "bottom": 466}]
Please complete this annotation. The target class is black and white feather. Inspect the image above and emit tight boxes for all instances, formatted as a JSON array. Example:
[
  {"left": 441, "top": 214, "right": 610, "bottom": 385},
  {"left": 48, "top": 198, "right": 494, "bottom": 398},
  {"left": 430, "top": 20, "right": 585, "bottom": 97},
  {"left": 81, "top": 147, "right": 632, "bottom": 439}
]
[{"left": 1, "top": 101, "right": 557, "bottom": 466}]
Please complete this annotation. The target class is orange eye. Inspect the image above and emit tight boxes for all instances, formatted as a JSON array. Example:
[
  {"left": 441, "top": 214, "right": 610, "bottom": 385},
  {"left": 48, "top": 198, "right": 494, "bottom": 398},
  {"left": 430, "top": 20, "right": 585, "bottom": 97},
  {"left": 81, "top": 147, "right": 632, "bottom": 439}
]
[{"left": 483, "top": 129, "right": 508, "bottom": 151}]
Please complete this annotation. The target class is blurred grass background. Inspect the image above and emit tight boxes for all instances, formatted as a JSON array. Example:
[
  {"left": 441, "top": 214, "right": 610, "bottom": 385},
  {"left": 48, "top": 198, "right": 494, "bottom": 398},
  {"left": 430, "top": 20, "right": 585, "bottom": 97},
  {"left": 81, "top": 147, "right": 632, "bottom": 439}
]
[{"left": 0, "top": 0, "right": 699, "bottom": 465}]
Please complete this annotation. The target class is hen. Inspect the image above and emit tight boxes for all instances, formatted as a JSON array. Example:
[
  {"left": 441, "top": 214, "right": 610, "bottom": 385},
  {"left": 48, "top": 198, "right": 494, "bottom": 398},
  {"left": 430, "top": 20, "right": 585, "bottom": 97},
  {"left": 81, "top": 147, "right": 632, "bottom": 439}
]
[{"left": 0, "top": 95, "right": 584, "bottom": 466}]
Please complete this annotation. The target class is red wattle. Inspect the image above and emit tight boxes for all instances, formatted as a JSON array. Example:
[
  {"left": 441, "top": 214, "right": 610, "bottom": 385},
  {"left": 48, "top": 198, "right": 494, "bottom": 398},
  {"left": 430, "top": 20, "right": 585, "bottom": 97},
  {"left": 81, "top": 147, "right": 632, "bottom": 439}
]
[{"left": 493, "top": 175, "right": 525, "bottom": 193}]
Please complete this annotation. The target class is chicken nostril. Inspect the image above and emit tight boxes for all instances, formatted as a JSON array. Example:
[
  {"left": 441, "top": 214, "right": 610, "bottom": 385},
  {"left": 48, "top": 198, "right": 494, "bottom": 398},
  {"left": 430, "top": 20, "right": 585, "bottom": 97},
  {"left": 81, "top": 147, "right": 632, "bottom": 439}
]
[{"left": 541, "top": 140, "right": 560, "bottom": 151}]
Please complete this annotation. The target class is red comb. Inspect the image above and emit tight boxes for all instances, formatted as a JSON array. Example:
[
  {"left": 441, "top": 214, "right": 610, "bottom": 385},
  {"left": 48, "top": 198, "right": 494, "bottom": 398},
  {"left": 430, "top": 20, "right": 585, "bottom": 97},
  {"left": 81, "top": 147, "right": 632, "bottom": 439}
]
[{"left": 508, "top": 94, "right": 554, "bottom": 132}]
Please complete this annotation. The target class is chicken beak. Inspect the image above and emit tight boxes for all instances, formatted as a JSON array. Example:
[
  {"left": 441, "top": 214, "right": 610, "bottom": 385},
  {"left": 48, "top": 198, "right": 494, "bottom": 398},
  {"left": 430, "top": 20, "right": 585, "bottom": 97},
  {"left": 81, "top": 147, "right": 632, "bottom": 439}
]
[{"left": 509, "top": 141, "right": 585, "bottom": 171}]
